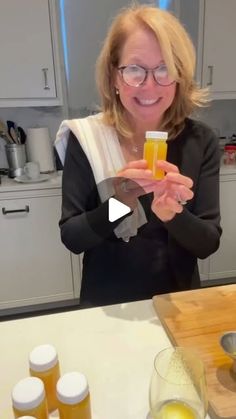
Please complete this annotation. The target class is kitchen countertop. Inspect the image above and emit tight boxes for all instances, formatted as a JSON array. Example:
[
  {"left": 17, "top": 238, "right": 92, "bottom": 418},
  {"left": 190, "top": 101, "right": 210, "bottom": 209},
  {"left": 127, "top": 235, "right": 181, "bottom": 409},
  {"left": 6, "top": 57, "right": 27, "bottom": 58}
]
[
  {"left": 0, "top": 164, "right": 235, "bottom": 194},
  {"left": 0, "top": 171, "right": 62, "bottom": 193},
  {"left": 219, "top": 163, "right": 236, "bottom": 175},
  {"left": 0, "top": 299, "right": 212, "bottom": 419}
]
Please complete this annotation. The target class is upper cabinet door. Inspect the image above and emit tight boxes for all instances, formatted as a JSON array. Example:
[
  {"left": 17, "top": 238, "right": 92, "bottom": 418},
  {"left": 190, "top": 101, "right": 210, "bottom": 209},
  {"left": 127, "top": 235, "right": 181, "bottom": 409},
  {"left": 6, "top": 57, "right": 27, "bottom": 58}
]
[
  {"left": 0, "top": 0, "right": 63, "bottom": 106},
  {"left": 202, "top": 0, "right": 236, "bottom": 98}
]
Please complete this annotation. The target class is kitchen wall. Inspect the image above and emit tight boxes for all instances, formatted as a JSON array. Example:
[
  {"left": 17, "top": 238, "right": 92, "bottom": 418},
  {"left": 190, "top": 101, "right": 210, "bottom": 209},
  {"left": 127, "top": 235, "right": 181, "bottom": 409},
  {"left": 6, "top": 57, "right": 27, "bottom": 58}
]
[
  {"left": 1, "top": 0, "right": 236, "bottom": 168},
  {"left": 196, "top": 100, "right": 236, "bottom": 137},
  {"left": 1, "top": 99, "right": 236, "bottom": 144}
]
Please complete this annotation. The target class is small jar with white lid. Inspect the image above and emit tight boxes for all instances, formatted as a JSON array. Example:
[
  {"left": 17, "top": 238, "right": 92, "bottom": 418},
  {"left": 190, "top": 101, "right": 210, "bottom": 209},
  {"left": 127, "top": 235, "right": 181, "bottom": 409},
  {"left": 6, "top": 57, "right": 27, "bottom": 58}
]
[
  {"left": 29, "top": 344, "right": 60, "bottom": 412},
  {"left": 18, "top": 416, "right": 37, "bottom": 418},
  {"left": 56, "top": 372, "right": 92, "bottom": 419},
  {"left": 11, "top": 376, "right": 48, "bottom": 419},
  {"left": 143, "top": 131, "right": 168, "bottom": 179}
]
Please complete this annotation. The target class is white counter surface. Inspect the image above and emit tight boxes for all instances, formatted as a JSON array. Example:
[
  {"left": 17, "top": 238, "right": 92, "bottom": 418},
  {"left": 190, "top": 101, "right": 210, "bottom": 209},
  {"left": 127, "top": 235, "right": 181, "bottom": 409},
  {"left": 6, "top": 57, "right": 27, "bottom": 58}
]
[
  {"left": 220, "top": 164, "right": 236, "bottom": 175},
  {"left": 0, "top": 171, "right": 62, "bottom": 193},
  {"left": 0, "top": 164, "right": 235, "bottom": 194},
  {"left": 0, "top": 300, "right": 211, "bottom": 419}
]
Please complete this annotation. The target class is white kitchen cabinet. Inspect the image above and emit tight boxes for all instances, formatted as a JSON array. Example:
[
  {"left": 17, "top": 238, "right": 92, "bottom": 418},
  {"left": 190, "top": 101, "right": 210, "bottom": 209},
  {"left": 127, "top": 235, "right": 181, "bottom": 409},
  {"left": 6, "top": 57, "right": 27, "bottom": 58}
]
[
  {"left": 0, "top": 176, "right": 81, "bottom": 310},
  {"left": 179, "top": 0, "right": 236, "bottom": 99},
  {"left": 199, "top": 166, "right": 236, "bottom": 283},
  {"left": 0, "top": 0, "right": 63, "bottom": 107},
  {"left": 201, "top": 0, "right": 236, "bottom": 98}
]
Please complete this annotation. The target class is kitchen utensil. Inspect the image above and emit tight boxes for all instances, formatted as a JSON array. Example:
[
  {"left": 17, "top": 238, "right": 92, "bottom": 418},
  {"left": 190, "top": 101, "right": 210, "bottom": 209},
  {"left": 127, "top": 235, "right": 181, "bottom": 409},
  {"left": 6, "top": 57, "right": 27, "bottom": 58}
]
[
  {"left": 7, "top": 120, "right": 15, "bottom": 137},
  {"left": 5, "top": 143, "right": 26, "bottom": 178},
  {"left": 152, "top": 284, "right": 236, "bottom": 419},
  {"left": 9, "top": 127, "right": 19, "bottom": 144},
  {"left": 7, "top": 120, "right": 20, "bottom": 144},
  {"left": 17, "top": 126, "right": 26, "bottom": 144},
  {"left": 220, "top": 331, "right": 236, "bottom": 373},
  {"left": 0, "top": 120, "right": 13, "bottom": 143}
]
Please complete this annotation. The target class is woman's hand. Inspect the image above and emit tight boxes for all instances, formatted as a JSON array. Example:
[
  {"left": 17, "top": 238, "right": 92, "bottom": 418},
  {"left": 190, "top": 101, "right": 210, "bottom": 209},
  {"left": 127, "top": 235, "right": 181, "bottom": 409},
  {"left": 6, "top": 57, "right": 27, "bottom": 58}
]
[
  {"left": 151, "top": 160, "right": 194, "bottom": 222},
  {"left": 115, "top": 159, "right": 157, "bottom": 209}
]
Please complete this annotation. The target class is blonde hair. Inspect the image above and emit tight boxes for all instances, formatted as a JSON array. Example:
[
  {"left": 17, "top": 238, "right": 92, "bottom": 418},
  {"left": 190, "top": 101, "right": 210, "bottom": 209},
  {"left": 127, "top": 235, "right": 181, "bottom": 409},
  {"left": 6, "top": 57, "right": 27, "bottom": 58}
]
[{"left": 96, "top": 4, "right": 208, "bottom": 139}]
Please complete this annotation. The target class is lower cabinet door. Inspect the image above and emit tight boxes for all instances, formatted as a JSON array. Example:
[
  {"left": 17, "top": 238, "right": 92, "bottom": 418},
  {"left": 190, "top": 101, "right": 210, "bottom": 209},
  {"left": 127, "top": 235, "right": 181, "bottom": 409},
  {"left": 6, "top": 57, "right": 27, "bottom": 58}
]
[
  {"left": 0, "top": 195, "right": 75, "bottom": 309},
  {"left": 208, "top": 179, "right": 236, "bottom": 280},
  {"left": 199, "top": 176, "right": 236, "bottom": 283}
]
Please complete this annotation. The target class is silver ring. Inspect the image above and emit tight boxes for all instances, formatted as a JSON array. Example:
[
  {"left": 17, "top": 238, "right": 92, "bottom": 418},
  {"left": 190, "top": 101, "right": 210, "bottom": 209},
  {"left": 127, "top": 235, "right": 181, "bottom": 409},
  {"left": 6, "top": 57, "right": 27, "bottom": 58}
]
[{"left": 176, "top": 192, "right": 187, "bottom": 206}]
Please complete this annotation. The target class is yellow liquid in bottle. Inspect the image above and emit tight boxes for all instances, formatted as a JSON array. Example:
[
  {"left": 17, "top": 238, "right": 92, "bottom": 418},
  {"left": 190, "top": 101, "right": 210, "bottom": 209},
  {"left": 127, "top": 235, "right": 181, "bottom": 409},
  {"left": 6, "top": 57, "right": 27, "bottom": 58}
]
[
  {"left": 58, "top": 393, "right": 91, "bottom": 419},
  {"left": 13, "top": 397, "right": 48, "bottom": 419},
  {"left": 30, "top": 362, "right": 60, "bottom": 412},
  {"left": 152, "top": 400, "right": 198, "bottom": 419},
  {"left": 143, "top": 139, "right": 167, "bottom": 179}
]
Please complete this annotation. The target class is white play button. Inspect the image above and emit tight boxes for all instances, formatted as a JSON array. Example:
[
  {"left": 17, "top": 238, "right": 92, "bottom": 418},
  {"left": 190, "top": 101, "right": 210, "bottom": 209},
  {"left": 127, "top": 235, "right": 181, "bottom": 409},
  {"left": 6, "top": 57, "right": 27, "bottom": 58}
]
[{"left": 108, "top": 197, "right": 131, "bottom": 222}]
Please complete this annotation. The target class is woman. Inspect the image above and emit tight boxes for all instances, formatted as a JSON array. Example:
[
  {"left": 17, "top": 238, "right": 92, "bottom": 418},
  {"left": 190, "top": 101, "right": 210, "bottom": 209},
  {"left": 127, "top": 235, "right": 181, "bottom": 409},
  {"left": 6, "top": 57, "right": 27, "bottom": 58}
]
[{"left": 55, "top": 5, "right": 221, "bottom": 307}]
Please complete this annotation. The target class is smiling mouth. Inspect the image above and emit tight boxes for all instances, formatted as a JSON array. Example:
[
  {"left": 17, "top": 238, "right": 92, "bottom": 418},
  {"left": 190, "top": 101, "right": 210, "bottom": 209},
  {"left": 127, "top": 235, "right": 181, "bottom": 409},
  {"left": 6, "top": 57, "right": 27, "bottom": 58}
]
[{"left": 135, "top": 98, "right": 162, "bottom": 106}]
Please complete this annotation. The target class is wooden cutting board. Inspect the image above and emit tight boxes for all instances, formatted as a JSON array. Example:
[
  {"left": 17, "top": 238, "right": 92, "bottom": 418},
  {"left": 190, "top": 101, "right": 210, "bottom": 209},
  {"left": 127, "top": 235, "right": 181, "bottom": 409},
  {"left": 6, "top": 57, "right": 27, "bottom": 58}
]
[{"left": 153, "top": 284, "right": 236, "bottom": 419}]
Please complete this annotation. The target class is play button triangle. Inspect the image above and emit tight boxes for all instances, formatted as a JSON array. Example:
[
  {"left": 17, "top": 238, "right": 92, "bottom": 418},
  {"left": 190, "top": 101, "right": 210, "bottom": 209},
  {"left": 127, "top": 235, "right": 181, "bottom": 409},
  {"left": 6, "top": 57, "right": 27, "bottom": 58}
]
[{"left": 108, "top": 197, "right": 131, "bottom": 222}]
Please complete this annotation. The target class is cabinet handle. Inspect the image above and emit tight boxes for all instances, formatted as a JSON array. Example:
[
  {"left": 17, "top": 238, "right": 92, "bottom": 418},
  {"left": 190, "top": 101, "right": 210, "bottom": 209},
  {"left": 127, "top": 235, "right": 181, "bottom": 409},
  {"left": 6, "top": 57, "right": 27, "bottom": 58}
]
[
  {"left": 2, "top": 205, "right": 30, "bottom": 215},
  {"left": 42, "top": 68, "right": 50, "bottom": 90},
  {"left": 207, "top": 65, "right": 214, "bottom": 86}
]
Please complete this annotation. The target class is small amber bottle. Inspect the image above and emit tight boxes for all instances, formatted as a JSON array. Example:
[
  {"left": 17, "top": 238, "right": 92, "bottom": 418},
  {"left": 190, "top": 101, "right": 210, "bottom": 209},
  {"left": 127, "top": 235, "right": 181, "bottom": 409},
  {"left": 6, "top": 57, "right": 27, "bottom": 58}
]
[
  {"left": 12, "top": 376, "right": 48, "bottom": 419},
  {"left": 56, "top": 372, "right": 92, "bottom": 419},
  {"left": 143, "top": 131, "right": 168, "bottom": 179},
  {"left": 29, "top": 344, "right": 60, "bottom": 412}
]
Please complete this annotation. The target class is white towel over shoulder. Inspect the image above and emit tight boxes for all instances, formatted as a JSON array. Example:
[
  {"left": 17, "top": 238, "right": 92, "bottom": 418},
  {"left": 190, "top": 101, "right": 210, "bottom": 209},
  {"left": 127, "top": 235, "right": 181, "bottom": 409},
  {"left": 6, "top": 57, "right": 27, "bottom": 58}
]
[{"left": 55, "top": 113, "right": 147, "bottom": 241}]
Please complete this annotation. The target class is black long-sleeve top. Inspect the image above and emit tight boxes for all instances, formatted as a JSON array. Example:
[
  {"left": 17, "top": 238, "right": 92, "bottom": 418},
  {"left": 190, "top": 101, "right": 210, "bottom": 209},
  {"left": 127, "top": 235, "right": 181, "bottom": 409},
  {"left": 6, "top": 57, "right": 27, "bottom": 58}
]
[{"left": 60, "top": 118, "right": 222, "bottom": 307}]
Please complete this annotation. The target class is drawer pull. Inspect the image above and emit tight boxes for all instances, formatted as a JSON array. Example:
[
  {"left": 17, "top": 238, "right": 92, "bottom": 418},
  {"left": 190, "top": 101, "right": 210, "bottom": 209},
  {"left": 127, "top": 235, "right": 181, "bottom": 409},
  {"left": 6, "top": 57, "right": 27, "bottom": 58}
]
[
  {"left": 2, "top": 205, "right": 30, "bottom": 215},
  {"left": 207, "top": 65, "right": 214, "bottom": 86},
  {"left": 42, "top": 68, "right": 50, "bottom": 90}
]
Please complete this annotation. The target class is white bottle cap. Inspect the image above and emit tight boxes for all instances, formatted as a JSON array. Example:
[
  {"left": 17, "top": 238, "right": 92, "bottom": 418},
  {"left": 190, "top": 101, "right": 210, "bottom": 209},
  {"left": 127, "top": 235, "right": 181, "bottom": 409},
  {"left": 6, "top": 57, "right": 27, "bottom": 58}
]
[
  {"left": 12, "top": 377, "right": 45, "bottom": 410},
  {"left": 145, "top": 131, "right": 168, "bottom": 140},
  {"left": 18, "top": 416, "right": 37, "bottom": 418},
  {"left": 56, "top": 372, "right": 89, "bottom": 405},
  {"left": 29, "top": 344, "right": 58, "bottom": 372}
]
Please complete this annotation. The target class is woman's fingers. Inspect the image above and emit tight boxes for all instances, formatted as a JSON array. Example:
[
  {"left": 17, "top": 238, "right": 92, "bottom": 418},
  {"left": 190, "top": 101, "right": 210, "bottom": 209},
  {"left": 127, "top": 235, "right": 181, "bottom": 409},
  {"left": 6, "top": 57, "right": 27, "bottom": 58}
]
[
  {"left": 156, "top": 160, "right": 193, "bottom": 188},
  {"left": 117, "top": 160, "right": 194, "bottom": 202},
  {"left": 165, "top": 171, "right": 193, "bottom": 189},
  {"left": 151, "top": 193, "right": 184, "bottom": 222},
  {"left": 117, "top": 159, "right": 154, "bottom": 179},
  {"left": 118, "top": 159, "right": 147, "bottom": 172},
  {"left": 117, "top": 168, "right": 153, "bottom": 179},
  {"left": 175, "top": 185, "right": 194, "bottom": 202},
  {"left": 156, "top": 160, "right": 179, "bottom": 173},
  {"left": 125, "top": 159, "right": 148, "bottom": 168},
  {"left": 165, "top": 196, "right": 185, "bottom": 213},
  {"left": 154, "top": 180, "right": 194, "bottom": 201}
]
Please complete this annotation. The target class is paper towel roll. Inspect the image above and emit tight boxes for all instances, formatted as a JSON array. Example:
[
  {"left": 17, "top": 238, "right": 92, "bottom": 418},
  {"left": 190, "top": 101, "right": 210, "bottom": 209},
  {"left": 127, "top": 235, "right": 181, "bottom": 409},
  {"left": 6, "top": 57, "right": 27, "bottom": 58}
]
[{"left": 26, "top": 127, "right": 55, "bottom": 173}]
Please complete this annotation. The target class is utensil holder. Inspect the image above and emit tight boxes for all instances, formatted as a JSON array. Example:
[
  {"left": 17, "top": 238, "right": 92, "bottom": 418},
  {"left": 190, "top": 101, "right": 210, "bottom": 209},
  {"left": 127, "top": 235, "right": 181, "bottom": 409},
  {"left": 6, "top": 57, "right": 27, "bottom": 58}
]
[{"left": 5, "top": 143, "right": 26, "bottom": 178}]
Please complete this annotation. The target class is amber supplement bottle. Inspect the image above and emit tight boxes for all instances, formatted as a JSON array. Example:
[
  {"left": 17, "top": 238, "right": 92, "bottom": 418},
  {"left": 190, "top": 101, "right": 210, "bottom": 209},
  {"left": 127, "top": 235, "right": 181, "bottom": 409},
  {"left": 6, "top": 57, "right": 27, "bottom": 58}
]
[
  {"left": 29, "top": 344, "right": 60, "bottom": 412},
  {"left": 12, "top": 377, "right": 48, "bottom": 419},
  {"left": 56, "top": 372, "right": 92, "bottom": 419},
  {"left": 143, "top": 131, "right": 168, "bottom": 179}
]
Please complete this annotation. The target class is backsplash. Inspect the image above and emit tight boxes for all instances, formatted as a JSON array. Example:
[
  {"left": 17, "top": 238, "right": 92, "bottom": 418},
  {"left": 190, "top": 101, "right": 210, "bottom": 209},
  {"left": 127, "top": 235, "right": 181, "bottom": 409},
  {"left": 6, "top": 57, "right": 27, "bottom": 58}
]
[
  {"left": 0, "top": 106, "right": 65, "bottom": 141},
  {"left": 195, "top": 100, "right": 236, "bottom": 138},
  {"left": 0, "top": 99, "right": 236, "bottom": 168}
]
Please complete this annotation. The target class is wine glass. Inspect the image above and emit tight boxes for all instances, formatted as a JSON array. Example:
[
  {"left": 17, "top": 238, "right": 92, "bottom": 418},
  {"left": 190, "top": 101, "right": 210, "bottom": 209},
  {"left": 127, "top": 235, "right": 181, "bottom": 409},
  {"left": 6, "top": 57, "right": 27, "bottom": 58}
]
[{"left": 149, "top": 347, "right": 208, "bottom": 419}]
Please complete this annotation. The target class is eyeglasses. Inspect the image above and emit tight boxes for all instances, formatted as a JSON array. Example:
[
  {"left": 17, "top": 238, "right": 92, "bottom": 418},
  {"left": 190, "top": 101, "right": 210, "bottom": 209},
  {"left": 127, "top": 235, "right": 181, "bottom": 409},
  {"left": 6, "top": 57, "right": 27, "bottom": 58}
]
[{"left": 117, "top": 64, "right": 175, "bottom": 87}]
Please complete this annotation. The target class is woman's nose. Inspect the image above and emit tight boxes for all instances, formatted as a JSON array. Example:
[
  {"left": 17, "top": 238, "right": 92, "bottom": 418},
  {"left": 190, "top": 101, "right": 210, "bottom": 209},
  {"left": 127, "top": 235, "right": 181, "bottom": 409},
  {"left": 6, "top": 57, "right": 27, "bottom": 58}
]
[{"left": 142, "top": 71, "right": 158, "bottom": 88}]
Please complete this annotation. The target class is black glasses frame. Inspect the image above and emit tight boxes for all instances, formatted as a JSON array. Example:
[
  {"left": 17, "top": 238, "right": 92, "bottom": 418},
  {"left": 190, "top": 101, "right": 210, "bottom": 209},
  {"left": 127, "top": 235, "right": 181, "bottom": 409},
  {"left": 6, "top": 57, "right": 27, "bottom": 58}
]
[{"left": 117, "top": 64, "right": 175, "bottom": 87}]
